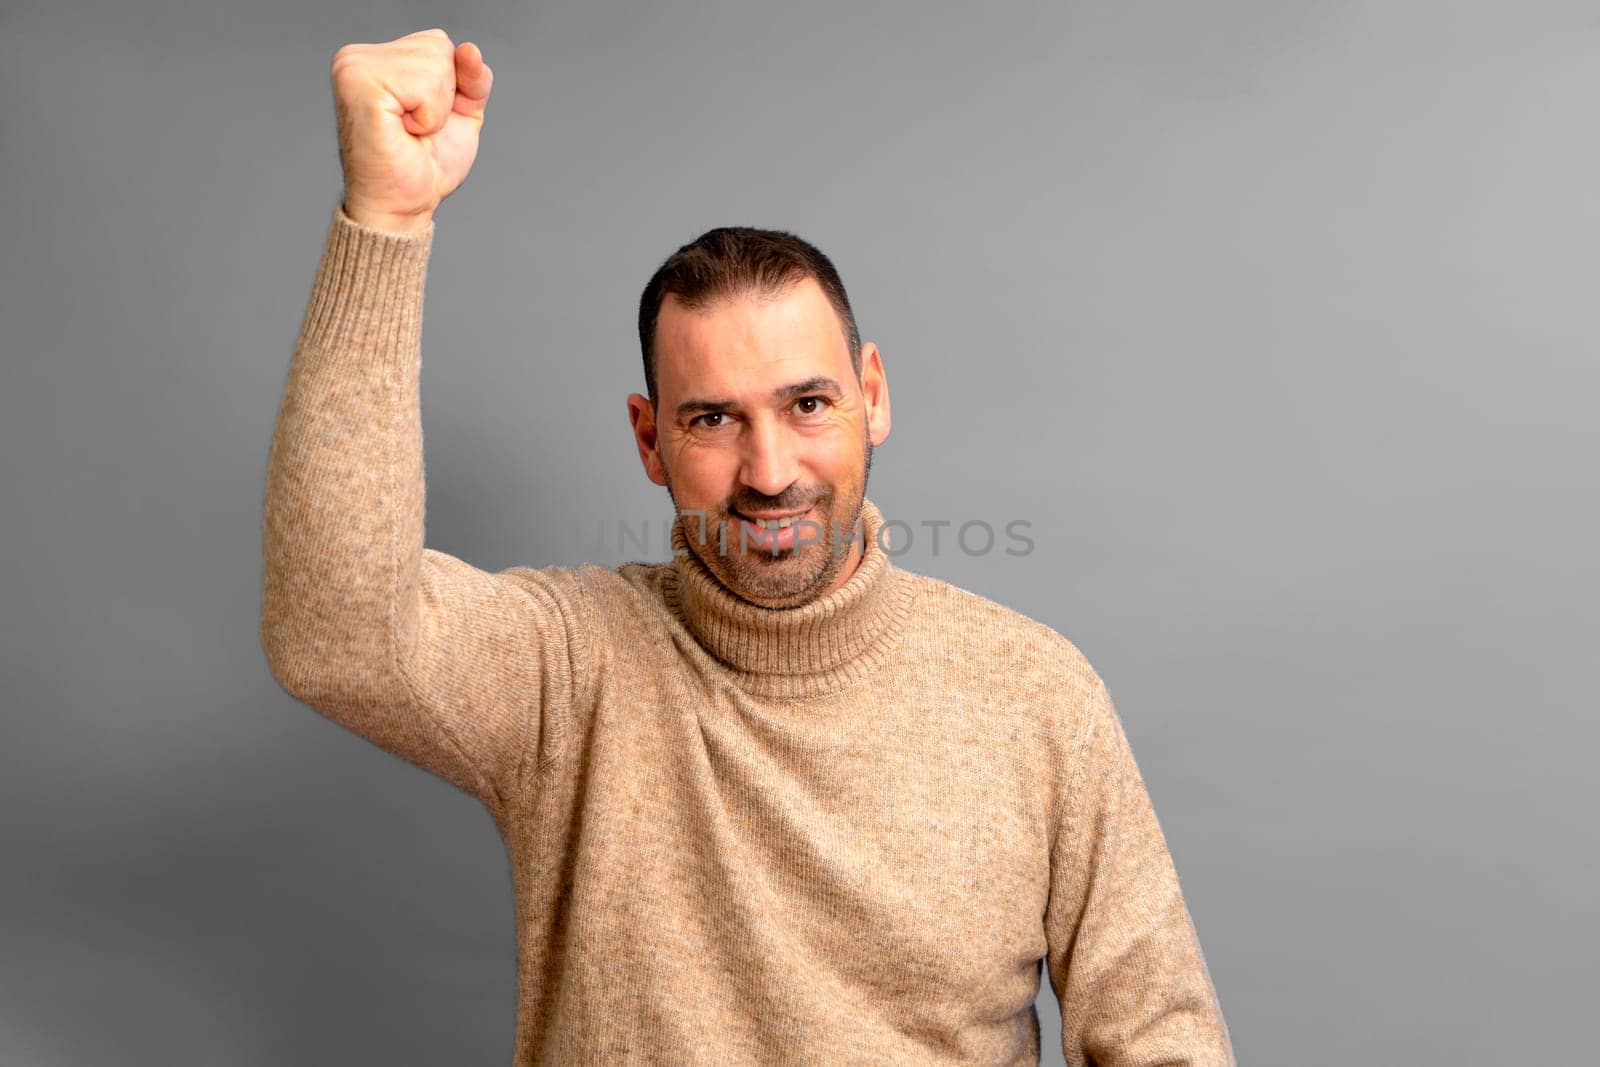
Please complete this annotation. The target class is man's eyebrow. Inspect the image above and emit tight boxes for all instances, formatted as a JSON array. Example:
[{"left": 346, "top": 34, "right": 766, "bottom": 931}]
[
  {"left": 675, "top": 377, "right": 845, "bottom": 421},
  {"left": 675, "top": 396, "right": 737, "bottom": 421},
  {"left": 774, "top": 376, "right": 845, "bottom": 402}
]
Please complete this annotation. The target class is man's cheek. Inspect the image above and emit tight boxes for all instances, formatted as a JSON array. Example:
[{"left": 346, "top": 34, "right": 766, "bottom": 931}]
[{"left": 813, "top": 430, "right": 860, "bottom": 466}]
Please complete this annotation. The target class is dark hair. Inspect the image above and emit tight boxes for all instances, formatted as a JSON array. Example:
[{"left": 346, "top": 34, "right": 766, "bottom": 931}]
[{"left": 637, "top": 226, "right": 862, "bottom": 407}]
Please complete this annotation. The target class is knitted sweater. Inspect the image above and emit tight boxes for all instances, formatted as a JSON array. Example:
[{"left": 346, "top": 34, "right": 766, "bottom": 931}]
[{"left": 259, "top": 206, "right": 1235, "bottom": 1066}]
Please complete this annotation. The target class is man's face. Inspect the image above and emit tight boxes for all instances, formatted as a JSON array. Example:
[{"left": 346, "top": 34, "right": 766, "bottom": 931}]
[{"left": 627, "top": 277, "right": 891, "bottom": 608}]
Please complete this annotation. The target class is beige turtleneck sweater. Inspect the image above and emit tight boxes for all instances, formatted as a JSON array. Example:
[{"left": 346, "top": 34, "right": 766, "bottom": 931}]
[{"left": 260, "top": 206, "right": 1234, "bottom": 1066}]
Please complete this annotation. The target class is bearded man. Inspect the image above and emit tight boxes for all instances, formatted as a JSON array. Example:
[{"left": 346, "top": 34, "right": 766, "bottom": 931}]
[{"left": 260, "top": 27, "right": 1234, "bottom": 1067}]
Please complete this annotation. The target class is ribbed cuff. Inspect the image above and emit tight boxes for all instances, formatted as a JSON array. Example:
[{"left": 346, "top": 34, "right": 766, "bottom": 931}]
[{"left": 296, "top": 203, "right": 435, "bottom": 358}]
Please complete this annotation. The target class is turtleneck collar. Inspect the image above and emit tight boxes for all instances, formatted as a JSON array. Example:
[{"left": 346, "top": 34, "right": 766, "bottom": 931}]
[{"left": 663, "top": 499, "right": 915, "bottom": 697}]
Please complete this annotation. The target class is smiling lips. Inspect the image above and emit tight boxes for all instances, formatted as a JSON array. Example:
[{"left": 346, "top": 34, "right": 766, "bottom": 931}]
[
  {"left": 744, "top": 514, "right": 802, "bottom": 530},
  {"left": 732, "top": 506, "right": 815, "bottom": 550}
]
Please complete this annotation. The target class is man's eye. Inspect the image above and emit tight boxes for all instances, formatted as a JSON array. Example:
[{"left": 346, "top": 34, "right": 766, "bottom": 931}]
[
  {"left": 692, "top": 412, "right": 729, "bottom": 429},
  {"left": 793, "top": 396, "right": 830, "bottom": 417}
]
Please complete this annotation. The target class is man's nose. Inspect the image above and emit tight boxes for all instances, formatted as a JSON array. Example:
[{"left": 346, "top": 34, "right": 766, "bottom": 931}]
[{"left": 738, "top": 419, "right": 798, "bottom": 498}]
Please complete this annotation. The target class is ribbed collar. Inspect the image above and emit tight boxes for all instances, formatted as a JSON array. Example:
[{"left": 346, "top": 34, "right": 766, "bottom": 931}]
[{"left": 663, "top": 499, "right": 914, "bottom": 697}]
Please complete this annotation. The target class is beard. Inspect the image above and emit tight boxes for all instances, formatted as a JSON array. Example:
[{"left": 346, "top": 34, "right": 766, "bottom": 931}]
[{"left": 667, "top": 439, "right": 874, "bottom": 608}]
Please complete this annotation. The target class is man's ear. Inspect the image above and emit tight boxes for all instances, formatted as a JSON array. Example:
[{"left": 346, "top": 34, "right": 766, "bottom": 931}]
[
  {"left": 627, "top": 393, "right": 669, "bottom": 486},
  {"left": 859, "top": 342, "right": 891, "bottom": 447}
]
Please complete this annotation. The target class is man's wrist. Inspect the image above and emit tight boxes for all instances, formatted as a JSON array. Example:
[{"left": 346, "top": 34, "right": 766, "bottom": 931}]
[{"left": 341, "top": 199, "right": 435, "bottom": 236}]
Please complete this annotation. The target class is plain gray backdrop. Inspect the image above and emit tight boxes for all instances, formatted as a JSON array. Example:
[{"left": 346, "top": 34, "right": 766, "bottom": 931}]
[{"left": 3, "top": 0, "right": 1596, "bottom": 1063}]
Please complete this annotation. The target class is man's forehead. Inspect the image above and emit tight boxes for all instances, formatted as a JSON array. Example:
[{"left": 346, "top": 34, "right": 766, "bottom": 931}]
[{"left": 654, "top": 277, "right": 851, "bottom": 387}]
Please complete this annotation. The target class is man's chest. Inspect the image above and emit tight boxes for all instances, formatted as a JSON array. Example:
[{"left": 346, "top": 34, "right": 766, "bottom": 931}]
[{"left": 552, "top": 673, "right": 1054, "bottom": 1015}]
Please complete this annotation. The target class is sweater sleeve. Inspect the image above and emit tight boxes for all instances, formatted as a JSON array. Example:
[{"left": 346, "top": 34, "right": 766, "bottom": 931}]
[
  {"left": 259, "top": 205, "right": 589, "bottom": 812},
  {"left": 1044, "top": 678, "right": 1235, "bottom": 1066}
]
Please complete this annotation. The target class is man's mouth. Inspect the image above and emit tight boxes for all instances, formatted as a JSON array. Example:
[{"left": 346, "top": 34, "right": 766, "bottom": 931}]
[
  {"left": 729, "top": 506, "right": 814, "bottom": 551},
  {"left": 739, "top": 513, "right": 803, "bottom": 530}
]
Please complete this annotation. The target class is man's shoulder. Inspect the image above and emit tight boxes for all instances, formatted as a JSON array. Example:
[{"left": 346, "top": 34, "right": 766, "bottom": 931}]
[
  {"left": 498, "top": 558, "right": 674, "bottom": 616},
  {"left": 489, "top": 556, "right": 678, "bottom": 630},
  {"left": 896, "top": 568, "right": 1105, "bottom": 700}
]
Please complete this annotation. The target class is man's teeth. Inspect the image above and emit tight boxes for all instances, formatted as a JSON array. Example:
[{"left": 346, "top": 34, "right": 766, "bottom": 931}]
[{"left": 748, "top": 515, "right": 797, "bottom": 530}]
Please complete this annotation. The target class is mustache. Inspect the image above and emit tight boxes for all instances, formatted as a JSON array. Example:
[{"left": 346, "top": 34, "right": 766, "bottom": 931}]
[{"left": 723, "top": 488, "right": 829, "bottom": 515}]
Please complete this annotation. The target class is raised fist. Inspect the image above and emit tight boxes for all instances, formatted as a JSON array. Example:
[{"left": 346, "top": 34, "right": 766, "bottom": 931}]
[{"left": 330, "top": 28, "right": 493, "bottom": 234}]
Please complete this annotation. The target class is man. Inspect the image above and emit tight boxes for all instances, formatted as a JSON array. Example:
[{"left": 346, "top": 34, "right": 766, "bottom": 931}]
[{"left": 260, "top": 27, "right": 1234, "bottom": 1066}]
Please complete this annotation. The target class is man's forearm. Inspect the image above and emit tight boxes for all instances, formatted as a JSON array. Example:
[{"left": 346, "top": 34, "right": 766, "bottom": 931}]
[{"left": 259, "top": 207, "right": 434, "bottom": 705}]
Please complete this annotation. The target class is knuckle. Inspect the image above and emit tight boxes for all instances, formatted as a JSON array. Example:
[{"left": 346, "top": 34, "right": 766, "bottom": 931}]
[{"left": 331, "top": 44, "right": 377, "bottom": 81}]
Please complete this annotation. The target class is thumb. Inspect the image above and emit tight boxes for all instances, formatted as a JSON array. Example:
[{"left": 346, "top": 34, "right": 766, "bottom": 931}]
[{"left": 389, "top": 29, "right": 459, "bottom": 136}]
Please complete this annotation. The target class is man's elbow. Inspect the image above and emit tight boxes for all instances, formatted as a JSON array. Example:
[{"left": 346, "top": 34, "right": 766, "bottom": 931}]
[
  {"left": 259, "top": 608, "right": 353, "bottom": 706},
  {"left": 260, "top": 609, "right": 315, "bottom": 702}
]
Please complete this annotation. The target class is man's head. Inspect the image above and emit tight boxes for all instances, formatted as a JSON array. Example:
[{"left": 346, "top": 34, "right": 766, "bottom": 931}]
[{"left": 627, "top": 227, "right": 891, "bottom": 609}]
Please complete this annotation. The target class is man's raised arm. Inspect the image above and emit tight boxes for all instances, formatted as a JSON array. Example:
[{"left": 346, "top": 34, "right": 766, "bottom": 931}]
[{"left": 260, "top": 29, "right": 589, "bottom": 810}]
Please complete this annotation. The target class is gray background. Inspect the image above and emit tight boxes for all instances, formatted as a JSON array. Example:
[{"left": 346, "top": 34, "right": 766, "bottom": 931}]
[{"left": 3, "top": 0, "right": 1595, "bottom": 1063}]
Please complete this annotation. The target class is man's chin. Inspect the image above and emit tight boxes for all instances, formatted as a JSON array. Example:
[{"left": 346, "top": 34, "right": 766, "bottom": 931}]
[{"left": 715, "top": 549, "right": 836, "bottom": 608}]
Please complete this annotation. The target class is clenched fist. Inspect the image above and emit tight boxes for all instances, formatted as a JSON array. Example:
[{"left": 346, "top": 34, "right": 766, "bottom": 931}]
[{"left": 331, "top": 28, "right": 493, "bottom": 234}]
